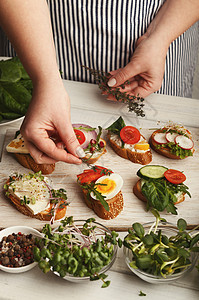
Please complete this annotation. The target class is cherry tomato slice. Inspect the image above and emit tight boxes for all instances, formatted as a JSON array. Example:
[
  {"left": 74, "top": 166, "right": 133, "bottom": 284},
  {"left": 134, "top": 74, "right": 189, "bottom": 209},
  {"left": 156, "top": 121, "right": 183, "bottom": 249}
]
[
  {"left": 74, "top": 129, "right": 86, "bottom": 145},
  {"left": 120, "top": 126, "right": 141, "bottom": 144},
  {"left": 164, "top": 169, "right": 186, "bottom": 184}
]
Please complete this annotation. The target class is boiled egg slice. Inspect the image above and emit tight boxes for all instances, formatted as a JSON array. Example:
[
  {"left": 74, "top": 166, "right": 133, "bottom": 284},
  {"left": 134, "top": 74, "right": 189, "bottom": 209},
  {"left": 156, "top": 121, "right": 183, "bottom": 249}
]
[{"left": 90, "top": 173, "right": 123, "bottom": 200}]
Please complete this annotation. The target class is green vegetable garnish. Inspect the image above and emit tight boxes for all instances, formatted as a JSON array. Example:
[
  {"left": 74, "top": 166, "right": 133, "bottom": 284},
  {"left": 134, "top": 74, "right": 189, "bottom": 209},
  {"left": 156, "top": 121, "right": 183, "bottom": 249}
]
[
  {"left": 34, "top": 216, "right": 121, "bottom": 287},
  {"left": 0, "top": 57, "right": 33, "bottom": 121},
  {"left": 123, "top": 210, "right": 199, "bottom": 278}
]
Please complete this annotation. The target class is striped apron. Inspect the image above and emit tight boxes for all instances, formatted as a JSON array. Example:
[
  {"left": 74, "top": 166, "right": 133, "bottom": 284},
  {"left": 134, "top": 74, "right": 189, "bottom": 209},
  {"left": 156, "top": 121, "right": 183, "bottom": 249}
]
[{"left": 4, "top": 0, "right": 199, "bottom": 97}]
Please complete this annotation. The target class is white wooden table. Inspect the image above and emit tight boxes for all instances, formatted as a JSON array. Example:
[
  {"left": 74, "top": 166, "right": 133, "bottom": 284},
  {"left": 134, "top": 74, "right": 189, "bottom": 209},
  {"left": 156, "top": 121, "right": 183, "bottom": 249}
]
[{"left": 0, "top": 80, "right": 199, "bottom": 299}]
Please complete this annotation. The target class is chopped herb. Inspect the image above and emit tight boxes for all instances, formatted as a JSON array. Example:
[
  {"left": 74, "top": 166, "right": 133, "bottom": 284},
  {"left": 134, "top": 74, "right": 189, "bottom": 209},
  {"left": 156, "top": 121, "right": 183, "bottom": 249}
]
[{"left": 139, "top": 291, "right": 146, "bottom": 296}]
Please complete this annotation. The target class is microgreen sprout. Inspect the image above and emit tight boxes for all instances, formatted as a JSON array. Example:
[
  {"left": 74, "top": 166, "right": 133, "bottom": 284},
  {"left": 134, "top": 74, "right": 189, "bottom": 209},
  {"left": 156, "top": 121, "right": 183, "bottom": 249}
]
[
  {"left": 123, "top": 209, "right": 199, "bottom": 278},
  {"left": 33, "top": 216, "right": 121, "bottom": 287}
]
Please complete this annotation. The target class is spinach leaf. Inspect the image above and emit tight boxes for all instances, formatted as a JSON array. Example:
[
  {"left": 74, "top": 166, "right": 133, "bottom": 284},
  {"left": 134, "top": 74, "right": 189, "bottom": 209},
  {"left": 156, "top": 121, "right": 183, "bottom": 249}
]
[
  {"left": 1, "top": 81, "right": 31, "bottom": 107},
  {"left": 141, "top": 179, "right": 169, "bottom": 212},
  {"left": 106, "top": 116, "right": 126, "bottom": 134},
  {"left": 0, "top": 57, "right": 33, "bottom": 121},
  {"left": 10, "top": 57, "right": 30, "bottom": 80},
  {"left": 0, "top": 59, "right": 21, "bottom": 82},
  {"left": 0, "top": 85, "right": 26, "bottom": 115},
  {"left": 0, "top": 112, "right": 22, "bottom": 120}
]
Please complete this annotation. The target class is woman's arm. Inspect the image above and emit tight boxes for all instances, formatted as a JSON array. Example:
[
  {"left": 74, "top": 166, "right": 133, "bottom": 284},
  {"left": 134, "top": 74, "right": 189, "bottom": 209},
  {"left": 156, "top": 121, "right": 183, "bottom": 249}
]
[
  {"left": 107, "top": 0, "right": 199, "bottom": 98},
  {"left": 0, "top": 0, "right": 83, "bottom": 164}
]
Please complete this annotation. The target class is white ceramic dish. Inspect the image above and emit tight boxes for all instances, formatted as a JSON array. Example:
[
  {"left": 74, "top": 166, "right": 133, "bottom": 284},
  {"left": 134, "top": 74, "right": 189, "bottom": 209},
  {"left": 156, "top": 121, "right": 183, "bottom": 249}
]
[
  {"left": 0, "top": 226, "right": 42, "bottom": 273},
  {"left": 0, "top": 116, "right": 24, "bottom": 127}
]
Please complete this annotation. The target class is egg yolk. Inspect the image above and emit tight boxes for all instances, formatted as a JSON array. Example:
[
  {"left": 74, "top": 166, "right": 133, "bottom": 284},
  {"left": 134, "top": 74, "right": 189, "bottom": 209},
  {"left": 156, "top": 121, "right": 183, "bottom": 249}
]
[
  {"left": 96, "top": 178, "right": 116, "bottom": 194},
  {"left": 134, "top": 142, "right": 149, "bottom": 150}
]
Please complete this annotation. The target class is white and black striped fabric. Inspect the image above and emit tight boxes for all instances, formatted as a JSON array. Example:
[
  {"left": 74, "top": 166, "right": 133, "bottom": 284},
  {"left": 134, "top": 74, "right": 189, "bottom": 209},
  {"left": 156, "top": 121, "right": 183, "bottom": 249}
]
[{"left": 3, "top": 0, "right": 199, "bottom": 97}]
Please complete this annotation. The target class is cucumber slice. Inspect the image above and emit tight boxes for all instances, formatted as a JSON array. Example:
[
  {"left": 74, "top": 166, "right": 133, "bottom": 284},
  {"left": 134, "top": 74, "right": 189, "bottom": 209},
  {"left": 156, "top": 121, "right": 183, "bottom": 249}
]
[{"left": 137, "top": 165, "right": 168, "bottom": 179}]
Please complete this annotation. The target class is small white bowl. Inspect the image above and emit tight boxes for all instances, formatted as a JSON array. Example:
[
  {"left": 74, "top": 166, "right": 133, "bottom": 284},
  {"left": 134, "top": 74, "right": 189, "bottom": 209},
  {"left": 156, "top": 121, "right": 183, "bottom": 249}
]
[{"left": 0, "top": 226, "right": 42, "bottom": 273}]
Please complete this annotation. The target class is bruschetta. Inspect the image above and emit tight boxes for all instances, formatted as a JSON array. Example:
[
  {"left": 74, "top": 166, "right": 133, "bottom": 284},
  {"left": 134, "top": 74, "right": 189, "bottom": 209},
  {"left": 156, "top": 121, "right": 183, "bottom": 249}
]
[
  {"left": 4, "top": 171, "right": 68, "bottom": 222},
  {"left": 133, "top": 165, "right": 191, "bottom": 214},
  {"left": 77, "top": 166, "right": 124, "bottom": 219},
  {"left": 106, "top": 116, "right": 152, "bottom": 165},
  {"left": 72, "top": 124, "right": 106, "bottom": 164},
  {"left": 149, "top": 123, "right": 194, "bottom": 159},
  {"left": 6, "top": 132, "right": 55, "bottom": 174}
]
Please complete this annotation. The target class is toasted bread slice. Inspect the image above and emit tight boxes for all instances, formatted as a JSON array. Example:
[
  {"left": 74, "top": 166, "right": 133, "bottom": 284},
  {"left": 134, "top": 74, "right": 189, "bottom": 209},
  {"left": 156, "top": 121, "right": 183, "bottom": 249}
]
[
  {"left": 4, "top": 175, "right": 68, "bottom": 221},
  {"left": 6, "top": 133, "right": 55, "bottom": 174},
  {"left": 82, "top": 139, "right": 106, "bottom": 164},
  {"left": 107, "top": 133, "right": 152, "bottom": 165},
  {"left": 82, "top": 189, "right": 123, "bottom": 220},
  {"left": 150, "top": 129, "right": 194, "bottom": 160},
  {"left": 15, "top": 153, "right": 55, "bottom": 175},
  {"left": 133, "top": 179, "right": 185, "bottom": 205},
  {"left": 7, "top": 192, "right": 67, "bottom": 221}
]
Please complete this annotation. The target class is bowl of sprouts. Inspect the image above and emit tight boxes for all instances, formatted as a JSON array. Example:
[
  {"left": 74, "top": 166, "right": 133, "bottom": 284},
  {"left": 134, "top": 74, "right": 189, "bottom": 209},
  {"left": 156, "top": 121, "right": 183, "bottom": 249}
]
[
  {"left": 33, "top": 216, "right": 121, "bottom": 288},
  {"left": 123, "top": 210, "right": 199, "bottom": 284}
]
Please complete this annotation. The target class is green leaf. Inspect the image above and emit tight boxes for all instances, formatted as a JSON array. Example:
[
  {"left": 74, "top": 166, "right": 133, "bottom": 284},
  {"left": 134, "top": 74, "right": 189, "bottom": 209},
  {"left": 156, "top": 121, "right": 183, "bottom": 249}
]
[
  {"left": 177, "top": 219, "right": 187, "bottom": 232},
  {"left": 0, "top": 84, "right": 27, "bottom": 115},
  {"left": 0, "top": 59, "right": 21, "bottom": 82},
  {"left": 190, "top": 233, "right": 199, "bottom": 248},
  {"left": 141, "top": 179, "right": 169, "bottom": 212},
  {"left": 106, "top": 116, "right": 126, "bottom": 134},
  {"left": 1, "top": 81, "right": 31, "bottom": 107},
  {"left": 73, "top": 126, "right": 96, "bottom": 132},
  {"left": 101, "top": 280, "right": 111, "bottom": 288},
  {"left": 133, "top": 223, "right": 145, "bottom": 238},
  {"left": 139, "top": 291, "right": 146, "bottom": 296}
]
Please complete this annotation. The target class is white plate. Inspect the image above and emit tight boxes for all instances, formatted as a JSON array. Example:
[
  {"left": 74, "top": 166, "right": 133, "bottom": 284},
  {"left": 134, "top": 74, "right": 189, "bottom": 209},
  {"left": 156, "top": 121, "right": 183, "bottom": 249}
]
[
  {"left": 0, "top": 226, "right": 42, "bottom": 273},
  {"left": 0, "top": 116, "right": 24, "bottom": 127}
]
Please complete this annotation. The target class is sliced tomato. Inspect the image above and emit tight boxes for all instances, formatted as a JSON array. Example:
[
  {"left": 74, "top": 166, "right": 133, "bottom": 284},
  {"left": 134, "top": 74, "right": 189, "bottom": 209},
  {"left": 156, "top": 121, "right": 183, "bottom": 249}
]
[
  {"left": 164, "top": 169, "right": 186, "bottom": 184},
  {"left": 77, "top": 167, "right": 112, "bottom": 184},
  {"left": 74, "top": 129, "right": 86, "bottom": 145},
  {"left": 120, "top": 126, "right": 141, "bottom": 144}
]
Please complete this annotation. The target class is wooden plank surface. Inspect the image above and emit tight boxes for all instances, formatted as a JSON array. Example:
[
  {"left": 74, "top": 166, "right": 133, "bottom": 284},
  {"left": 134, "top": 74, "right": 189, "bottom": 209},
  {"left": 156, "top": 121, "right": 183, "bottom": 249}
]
[{"left": 0, "top": 122, "right": 198, "bottom": 231}]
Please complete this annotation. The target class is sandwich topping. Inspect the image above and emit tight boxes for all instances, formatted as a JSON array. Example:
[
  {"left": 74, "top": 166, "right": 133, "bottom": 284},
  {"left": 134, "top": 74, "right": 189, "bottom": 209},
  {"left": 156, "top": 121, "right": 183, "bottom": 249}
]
[
  {"left": 6, "top": 133, "right": 29, "bottom": 154},
  {"left": 106, "top": 116, "right": 150, "bottom": 153},
  {"left": 152, "top": 123, "right": 194, "bottom": 159},
  {"left": 73, "top": 124, "right": 106, "bottom": 161},
  {"left": 4, "top": 172, "right": 68, "bottom": 218},
  {"left": 136, "top": 165, "right": 191, "bottom": 215}
]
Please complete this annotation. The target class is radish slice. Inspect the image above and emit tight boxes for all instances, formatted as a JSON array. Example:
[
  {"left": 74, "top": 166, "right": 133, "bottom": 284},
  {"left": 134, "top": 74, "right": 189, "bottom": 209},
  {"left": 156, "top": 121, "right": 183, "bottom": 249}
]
[
  {"left": 72, "top": 124, "right": 97, "bottom": 149},
  {"left": 174, "top": 135, "right": 194, "bottom": 150},
  {"left": 165, "top": 132, "right": 178, "bottom": 143},
  {"left": 153, "top": 132, "right": 168, "bottom": 144}
]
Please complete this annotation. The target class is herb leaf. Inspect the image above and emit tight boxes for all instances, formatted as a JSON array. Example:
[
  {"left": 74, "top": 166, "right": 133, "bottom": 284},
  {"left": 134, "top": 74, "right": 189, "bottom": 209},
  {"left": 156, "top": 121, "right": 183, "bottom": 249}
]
[{"left": 106, "top": 116, "right": 126, "bottom": 134}]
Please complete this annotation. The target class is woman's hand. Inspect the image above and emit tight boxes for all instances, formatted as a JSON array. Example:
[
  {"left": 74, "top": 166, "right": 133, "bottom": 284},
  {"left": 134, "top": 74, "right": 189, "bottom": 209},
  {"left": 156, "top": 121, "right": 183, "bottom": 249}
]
[
  {"left": 20, "top": 81, "right": 84, "bottom": 165},
  {"left": 106, "top": 34, "right": 169, "bottom": 99}
]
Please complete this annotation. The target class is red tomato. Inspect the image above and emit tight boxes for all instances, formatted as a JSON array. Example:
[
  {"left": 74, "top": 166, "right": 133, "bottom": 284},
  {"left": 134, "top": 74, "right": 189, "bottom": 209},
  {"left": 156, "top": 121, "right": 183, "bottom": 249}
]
[
  {"left": 164, "top": 169, "right": 186, "bottom": 184},
  {"left": 74, "top": 129, "right": 86, "bottom": 145},
  {"left": 120, "top": 126, "right": 141, "bottom": 144}
]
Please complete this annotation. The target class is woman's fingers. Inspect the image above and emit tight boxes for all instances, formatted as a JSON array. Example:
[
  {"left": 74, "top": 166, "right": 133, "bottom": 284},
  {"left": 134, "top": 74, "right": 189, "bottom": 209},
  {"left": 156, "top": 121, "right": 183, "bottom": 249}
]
[
  {"left": 23, "top": 123, "right": 84, "bottom": 164},
  {"left": 25, "top": 136, "right": 83, "bottom": 164}
]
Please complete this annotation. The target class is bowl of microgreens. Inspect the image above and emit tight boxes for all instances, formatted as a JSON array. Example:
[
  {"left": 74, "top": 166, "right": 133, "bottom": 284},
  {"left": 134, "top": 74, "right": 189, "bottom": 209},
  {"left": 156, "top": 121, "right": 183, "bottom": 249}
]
[
  {"left": 33, "top": 216, "right": 121, "bottom": 288},
  {"left": 123, "top": 210, "right": 199, "bottom": 284}
]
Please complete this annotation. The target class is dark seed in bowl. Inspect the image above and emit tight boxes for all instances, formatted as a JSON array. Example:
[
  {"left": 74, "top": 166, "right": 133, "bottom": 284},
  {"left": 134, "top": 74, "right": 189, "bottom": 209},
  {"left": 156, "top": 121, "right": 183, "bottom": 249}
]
[{"left": 0, "top": 232, "right": 36, "bottom": 268}]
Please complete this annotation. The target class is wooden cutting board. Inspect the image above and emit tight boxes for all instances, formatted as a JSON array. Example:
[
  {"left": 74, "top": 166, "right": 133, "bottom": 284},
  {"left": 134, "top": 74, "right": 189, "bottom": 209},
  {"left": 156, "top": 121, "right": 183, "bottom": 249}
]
[{"left": 0, "top": 127, "right": 199, "bottom": 231}]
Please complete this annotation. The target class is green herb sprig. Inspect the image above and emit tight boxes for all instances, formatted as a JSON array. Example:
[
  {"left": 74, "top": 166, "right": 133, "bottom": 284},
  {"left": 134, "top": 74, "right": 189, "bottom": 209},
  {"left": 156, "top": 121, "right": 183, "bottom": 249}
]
[
  {"left": 83, "top": 66, "right": 145, "bottom": 117},
  {"left": 78, "top": 180, "right": 109, "bottom": 212},
  {"left": 123, "top": 210, "right": 199, "bottom": 278},
  {"left": 33, "top": 216, "right": 122, "bottom": 288}
]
